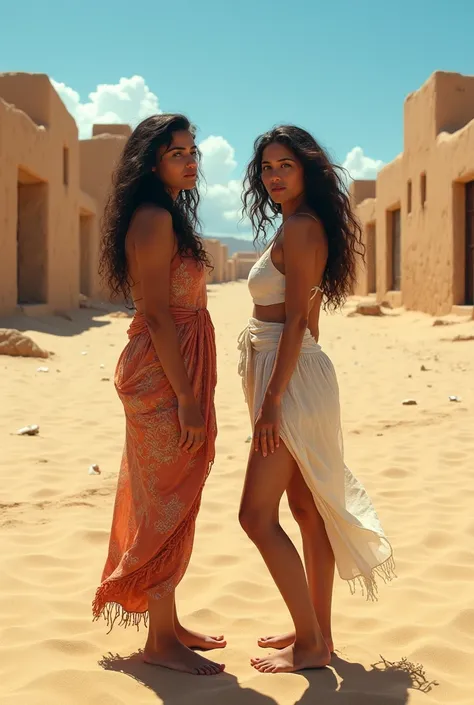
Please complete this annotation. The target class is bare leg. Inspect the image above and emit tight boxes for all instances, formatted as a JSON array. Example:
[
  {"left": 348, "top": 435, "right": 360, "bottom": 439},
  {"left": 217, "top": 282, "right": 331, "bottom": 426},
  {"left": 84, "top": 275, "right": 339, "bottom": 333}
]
[
  {"left": 173, "top": 597, "right": 227, "bottom": 650},
  {"left": 143, "top": 590, "right": 225, "bottom": 675},
  {"left": 258, "top": 467, "right": 335, "bottom": 652},
  {"left": 239, "top": 442, "right": 331, "bottom": 674}
]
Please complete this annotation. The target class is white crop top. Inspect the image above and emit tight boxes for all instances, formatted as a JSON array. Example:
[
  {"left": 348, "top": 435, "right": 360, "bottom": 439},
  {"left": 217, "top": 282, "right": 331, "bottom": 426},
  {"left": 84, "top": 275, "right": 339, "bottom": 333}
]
[{"left": 247, "top": 213, "right": 323, "bottom": 306}]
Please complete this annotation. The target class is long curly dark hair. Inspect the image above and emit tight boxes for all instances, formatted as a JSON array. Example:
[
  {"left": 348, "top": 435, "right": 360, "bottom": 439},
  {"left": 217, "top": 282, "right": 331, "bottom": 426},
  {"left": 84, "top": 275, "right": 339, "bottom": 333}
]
[
  {"left": 99, "top": 113, "right": 210, "bottom": 301},
  {"left": 242, "top": 125, "right": 364, "bottom": 311}
]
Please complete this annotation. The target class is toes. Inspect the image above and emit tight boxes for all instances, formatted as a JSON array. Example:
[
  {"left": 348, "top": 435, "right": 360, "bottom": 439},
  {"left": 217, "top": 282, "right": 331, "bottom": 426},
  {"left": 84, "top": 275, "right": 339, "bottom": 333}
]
[{"left": 253, "top": 660, "right": 269, "bottom": 671}]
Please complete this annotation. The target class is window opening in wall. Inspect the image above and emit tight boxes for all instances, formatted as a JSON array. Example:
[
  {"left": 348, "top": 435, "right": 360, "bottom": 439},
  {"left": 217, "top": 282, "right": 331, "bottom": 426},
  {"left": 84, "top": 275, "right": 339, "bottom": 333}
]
[
  {"left": 391, "top": 209, "right": 401, "bottom": 291},
  {"left": 17, "top": 171, "right": 48, "bottom": 305},
  {"left": 407, "top": 180, "right": 412, "bottom": 214},
  {"left": 465, "top": 181, "right": 474, "bottom": 305},
  {"left": 63, "top": 146, "right": 69, "bottom": 186},
  {"left": 367, "top": 223, "right": 376, "bottom": 294},
  {"left": 421, "top": 172, "right": 427, "bottom": 207}
]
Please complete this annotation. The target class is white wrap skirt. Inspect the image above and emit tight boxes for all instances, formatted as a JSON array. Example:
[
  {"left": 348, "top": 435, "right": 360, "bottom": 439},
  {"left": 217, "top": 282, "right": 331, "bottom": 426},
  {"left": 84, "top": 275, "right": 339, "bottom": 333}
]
[{"left": 238, "top": 317, "right": 395, "bottom": 599}]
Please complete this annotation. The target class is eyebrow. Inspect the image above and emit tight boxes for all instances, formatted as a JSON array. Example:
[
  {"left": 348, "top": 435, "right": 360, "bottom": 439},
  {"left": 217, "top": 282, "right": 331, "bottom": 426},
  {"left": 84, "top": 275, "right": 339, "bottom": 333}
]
[
  {"left": 167, "top": 145, "right": 197, "bottom": 151},
  {"left": 261, "top": 157, "right": 295, "bottom": 164}
]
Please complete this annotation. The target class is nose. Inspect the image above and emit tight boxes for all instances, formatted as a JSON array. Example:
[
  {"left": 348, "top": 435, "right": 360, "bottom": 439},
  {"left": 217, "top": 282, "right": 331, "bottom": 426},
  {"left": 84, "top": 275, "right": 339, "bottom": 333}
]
[{"left": 269, "top": 171, "right": 281, "bottom": 183}]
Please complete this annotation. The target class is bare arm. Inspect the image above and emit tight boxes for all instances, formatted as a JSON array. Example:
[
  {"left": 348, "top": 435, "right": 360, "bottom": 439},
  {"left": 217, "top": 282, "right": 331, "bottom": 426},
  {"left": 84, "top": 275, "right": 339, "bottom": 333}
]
[
  {"left": 253, "top": 216, "right": 327, "bottom": 456},
  {"left": 131, "top": 207, "right": 204, "bottom": 452}
]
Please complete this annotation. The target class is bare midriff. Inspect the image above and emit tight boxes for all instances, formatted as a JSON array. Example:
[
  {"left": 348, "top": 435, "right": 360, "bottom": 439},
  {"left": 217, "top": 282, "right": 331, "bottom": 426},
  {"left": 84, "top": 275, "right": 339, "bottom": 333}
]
[
  {"left": 253, "top": 294, "right": 322, "bottom": 343},
  {"left": 253, "top": 238, "right": 323, "bottom": 342}
]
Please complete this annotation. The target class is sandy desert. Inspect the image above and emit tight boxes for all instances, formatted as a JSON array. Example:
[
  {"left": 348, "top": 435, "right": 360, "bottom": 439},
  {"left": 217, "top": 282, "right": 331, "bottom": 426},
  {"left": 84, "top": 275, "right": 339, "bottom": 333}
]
[{"left": 1, "top": 280, "right": 473, "bottom": 705}]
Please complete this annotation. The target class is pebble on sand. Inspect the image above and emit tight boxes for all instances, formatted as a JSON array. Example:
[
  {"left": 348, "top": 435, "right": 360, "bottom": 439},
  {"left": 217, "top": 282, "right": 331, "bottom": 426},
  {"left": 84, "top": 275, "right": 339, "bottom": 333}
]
[{"left": 16, "top": 424, "right": 40, "bottom": 436}]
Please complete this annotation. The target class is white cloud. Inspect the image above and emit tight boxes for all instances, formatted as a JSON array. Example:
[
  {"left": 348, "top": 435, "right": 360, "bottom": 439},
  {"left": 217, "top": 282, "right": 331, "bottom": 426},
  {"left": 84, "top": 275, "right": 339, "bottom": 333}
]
[
  {"left": 199, "top": 178, "right": 250, "bottom": 236},
  {"left": 51, "top": 75, "right": 160, "bottom": 139},
  {"left": 197, "top": 136, "right": 251, "bottom": 236},
  {"left": 342, "top": 146, "right": 384, "bottom": 180},
  {"left": 199, "top": 135, "right": 237, "bottom": 185}
]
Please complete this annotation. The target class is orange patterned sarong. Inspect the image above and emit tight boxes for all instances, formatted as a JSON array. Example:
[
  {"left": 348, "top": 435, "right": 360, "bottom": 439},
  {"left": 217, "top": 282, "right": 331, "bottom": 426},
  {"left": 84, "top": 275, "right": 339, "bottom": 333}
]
[{"left": 92, "top": 255, "right": 217, "bottom": 630}]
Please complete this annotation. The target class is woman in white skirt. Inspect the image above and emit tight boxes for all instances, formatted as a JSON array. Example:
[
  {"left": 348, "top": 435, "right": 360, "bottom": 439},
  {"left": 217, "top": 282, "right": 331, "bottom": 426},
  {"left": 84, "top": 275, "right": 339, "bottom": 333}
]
[{"left": 238, "top": 125, "right": 395, "bottom": 674}]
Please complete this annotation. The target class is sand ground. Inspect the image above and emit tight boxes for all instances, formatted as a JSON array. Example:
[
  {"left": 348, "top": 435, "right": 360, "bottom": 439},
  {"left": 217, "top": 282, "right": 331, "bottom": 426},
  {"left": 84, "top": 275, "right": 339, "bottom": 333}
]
[{"left": 1, "top": 280, "right": 473, "bottom": 704}]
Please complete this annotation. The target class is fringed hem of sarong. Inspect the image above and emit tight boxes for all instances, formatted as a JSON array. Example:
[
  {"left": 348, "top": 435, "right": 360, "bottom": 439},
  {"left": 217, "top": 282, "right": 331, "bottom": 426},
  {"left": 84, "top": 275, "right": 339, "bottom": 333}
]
[
  {"left": 92, "top": 459, "right": 214, "bottom": 633},
  {"left": 347, "top": 552, "right": 397, "bottom": 602}
]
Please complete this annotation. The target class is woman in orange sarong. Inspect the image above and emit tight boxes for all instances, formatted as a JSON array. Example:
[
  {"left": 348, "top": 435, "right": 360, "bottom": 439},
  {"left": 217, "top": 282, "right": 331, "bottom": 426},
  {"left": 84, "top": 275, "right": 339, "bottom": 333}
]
[{"left": 93, "top": 114, "right": 225, "bottom": 676}]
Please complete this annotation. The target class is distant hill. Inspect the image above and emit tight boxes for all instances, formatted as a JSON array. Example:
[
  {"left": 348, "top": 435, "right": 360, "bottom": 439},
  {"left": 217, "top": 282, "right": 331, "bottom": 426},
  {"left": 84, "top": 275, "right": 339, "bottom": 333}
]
[{"left": 203, "top": 235, "right": 256, "bottom": 256}]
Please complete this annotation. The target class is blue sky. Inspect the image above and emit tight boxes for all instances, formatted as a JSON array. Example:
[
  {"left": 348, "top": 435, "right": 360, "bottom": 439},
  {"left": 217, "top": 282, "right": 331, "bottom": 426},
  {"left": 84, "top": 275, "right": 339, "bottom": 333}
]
[{"left": 1, "top": 0, "right": 473, "bottom": 238}]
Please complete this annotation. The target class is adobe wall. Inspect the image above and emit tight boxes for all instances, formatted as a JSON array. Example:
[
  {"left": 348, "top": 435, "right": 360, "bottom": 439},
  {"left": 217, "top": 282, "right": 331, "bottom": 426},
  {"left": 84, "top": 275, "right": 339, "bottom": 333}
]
[
  {"left": 353, "top": 197, "right": 376, "bottom": 297},
  {"left": 374, "top": 156, "right": 403, "bottom": 308},
  {"left": 205, "top": 239, "right": 225, "bottom": 283},
  {"left": 92, "top": 124, "right": 132, "bottom": 138},
  {"left": 437, "top": 120, "right": 474, "bottom": 308},
  {"left": 0, "top": 74, "right": 80, "bottom": 315},
  {"left": 79, "top": 132, "right": 128, "bottom": 298},
  {"left": 351, "top": 180, "right": 376, "bottom": 207},
  {"left": 353, "top": 72, "right": 474, "bottom": 315},
  {"left": 220, "top": 244, "right": 229, "bottom": 281},
  {"left": 402, "top": 72, "right": 474, "bottom": 314},
  {"left": 226, "top": 257, "right": 236, "bottom": 282},
  {"left": 79, "top": 191, "right": 100, "bottom": 298}
]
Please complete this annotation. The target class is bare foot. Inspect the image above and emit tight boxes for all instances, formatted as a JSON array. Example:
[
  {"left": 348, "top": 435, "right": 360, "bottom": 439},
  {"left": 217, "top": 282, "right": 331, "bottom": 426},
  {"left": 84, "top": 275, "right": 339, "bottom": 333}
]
[
  {"left": 251, "top": 642, "right": 331, "bottom": 674},
  {"left": 143, "top": 641, "right": 225, "bottom": 675},
  {"left": 258, "top": 632, "right": 334, "bottom": 653},
  {"left": 176, "top": 623, "right": 227, "bottom": 651}
]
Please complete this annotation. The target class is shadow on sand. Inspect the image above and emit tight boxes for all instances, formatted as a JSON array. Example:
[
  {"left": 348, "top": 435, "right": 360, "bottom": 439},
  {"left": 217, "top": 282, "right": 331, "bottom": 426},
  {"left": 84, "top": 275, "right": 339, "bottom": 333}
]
[
  {"left": 0, "top": 302, "right": 133, "bottom": 338},
  {"left": 99, "top": 650, "right": 432, "bottom": 705}
]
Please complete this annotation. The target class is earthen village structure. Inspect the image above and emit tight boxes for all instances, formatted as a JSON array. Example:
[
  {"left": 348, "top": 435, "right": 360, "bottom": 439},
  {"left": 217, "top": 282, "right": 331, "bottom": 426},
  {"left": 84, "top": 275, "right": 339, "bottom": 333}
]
[
  {"left": 1, "top": 71, "right": 473, "bottom": 318},
  {"left": 350, "top": 71, "right": 474, "bottom": 317}
]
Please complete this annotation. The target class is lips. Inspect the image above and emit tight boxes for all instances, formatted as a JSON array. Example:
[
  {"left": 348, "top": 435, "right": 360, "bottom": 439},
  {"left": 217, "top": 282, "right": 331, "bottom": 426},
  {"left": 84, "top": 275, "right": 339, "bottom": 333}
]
[
  {"left": 183, "top": 173, "right": 197, "bottom": 178},
  {"left": 271, "top": 185, "right": 285, "bottom": 192}
]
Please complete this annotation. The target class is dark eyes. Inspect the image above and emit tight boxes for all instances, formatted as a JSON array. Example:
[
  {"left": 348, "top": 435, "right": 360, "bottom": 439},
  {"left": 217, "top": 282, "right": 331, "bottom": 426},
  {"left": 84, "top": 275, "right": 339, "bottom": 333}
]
[
  {"left": 173, "top": 151, "right": 197, "bottom": 158},
  {"left": 262, "top": 163, "right": 291, "bottom": 171}
]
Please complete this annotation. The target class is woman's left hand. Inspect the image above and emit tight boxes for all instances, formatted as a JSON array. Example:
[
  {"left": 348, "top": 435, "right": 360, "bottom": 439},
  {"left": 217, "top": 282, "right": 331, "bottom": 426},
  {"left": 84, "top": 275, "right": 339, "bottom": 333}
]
[{"left": 253, "top": 396, "right": 281, "bottom": 457}]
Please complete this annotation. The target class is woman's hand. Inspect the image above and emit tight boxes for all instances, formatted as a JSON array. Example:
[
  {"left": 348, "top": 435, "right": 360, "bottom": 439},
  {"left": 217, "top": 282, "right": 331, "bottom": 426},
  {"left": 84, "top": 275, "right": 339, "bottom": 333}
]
[
  {"left": 253, "top": 396, "right": 281, "bottom": 457},
  {"left": 178, "top": 398, "right": 206, "bottom": 453}
]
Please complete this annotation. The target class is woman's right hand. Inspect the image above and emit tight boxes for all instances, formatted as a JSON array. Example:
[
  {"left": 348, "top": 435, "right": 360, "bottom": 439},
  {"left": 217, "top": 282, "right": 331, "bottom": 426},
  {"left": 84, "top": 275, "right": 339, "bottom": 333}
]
[{"left": 178, "top": 397, "right": 206, "bottom": 453}]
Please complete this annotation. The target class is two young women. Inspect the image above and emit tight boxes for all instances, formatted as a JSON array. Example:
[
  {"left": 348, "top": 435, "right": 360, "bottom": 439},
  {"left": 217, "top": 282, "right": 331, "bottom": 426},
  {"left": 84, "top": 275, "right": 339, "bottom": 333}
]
[{"left": 92, "top": 114, "right": 395, "bottom": 677}]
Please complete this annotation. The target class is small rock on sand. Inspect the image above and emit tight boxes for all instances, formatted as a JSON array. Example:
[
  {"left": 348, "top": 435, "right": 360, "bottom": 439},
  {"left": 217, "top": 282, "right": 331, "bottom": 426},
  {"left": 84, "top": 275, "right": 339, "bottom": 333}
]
[
  {"left": 16, "top": 424, "right": 39, "bottom": 436},
  {"left": 402, "top": 399, "right": 418, "bottom": 406},
  {"left": 0, "top": 329, "right": 49, "bottom": 358},
  {"left": 354, "top": 303, "right": 384, "bottom": 317},
  {"left": 433, "top": 319, "right": 455, "bottom": 327},
  {"left": 451, "top": 335, "right": 474, "bottom": 343}
]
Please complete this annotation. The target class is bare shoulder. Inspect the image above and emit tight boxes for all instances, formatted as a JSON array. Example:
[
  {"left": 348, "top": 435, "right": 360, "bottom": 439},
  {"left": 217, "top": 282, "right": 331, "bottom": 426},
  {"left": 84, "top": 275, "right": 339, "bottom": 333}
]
[
  {"left": 283, "top": 213, "right": 326, "bottom": 251},
  {"left": 129, "top": 205, "right": 173, "bottom": 240}
]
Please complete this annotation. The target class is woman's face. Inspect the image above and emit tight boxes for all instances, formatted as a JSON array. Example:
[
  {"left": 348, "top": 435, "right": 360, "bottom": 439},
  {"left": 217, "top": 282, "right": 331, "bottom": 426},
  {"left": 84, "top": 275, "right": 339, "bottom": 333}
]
[
  {"left": 157, "top": 129, "right": 198, "bottom": 193},
  {"left": 260, "top": 142, "right": 304, "bottom": 205}
]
